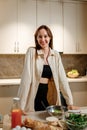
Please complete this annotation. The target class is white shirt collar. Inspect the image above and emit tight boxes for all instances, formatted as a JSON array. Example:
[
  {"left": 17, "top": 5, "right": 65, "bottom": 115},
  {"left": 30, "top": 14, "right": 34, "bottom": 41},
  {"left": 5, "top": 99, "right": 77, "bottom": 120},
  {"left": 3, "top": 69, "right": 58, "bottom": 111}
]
[{"left": 37, "top": 48, "right": 55, "bottom": 56}]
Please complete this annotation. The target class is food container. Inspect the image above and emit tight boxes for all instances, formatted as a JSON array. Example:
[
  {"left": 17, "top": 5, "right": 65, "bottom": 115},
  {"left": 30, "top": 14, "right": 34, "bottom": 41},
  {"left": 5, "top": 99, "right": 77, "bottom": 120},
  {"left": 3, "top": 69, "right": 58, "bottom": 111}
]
[{"left": 46, "top": 116, "right": 58, "bottom": 126}]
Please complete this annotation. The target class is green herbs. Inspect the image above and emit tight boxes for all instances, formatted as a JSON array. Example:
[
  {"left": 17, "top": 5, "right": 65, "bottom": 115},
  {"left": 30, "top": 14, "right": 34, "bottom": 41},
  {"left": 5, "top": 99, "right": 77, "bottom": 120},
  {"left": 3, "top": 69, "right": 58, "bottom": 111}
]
[
  {"left": 66, "top": 113, "right": 87, "bottom": 130},
  {"left": 54, "top": 109, "right": 62, "bottom": 114}
]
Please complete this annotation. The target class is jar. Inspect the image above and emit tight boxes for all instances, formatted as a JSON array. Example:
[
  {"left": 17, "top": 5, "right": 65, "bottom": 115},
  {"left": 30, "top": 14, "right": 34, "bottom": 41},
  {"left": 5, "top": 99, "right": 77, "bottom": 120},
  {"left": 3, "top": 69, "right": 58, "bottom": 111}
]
[{"left": 11, "top": 97, "right": 22, "bottom": 128}]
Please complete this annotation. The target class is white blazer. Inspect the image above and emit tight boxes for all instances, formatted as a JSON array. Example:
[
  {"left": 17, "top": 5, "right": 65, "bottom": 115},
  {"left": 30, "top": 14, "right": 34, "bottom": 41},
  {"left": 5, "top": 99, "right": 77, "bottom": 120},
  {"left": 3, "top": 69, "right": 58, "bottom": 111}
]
[{"left": 18, "top": 47, "right": 73, "bottom": 112}]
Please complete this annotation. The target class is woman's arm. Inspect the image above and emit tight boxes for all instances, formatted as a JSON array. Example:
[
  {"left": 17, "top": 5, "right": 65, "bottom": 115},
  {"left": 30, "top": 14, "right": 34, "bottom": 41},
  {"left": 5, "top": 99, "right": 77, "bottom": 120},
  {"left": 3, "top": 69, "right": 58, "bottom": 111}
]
[
  {"left": 17, "top": 48, "right": 32, "bottom": 111},
  {"left": 58, "top": 54, "right": 80, "bottom": 110},
  {"left": 58, "top": 54, "right": 73, "bottom": 106}
]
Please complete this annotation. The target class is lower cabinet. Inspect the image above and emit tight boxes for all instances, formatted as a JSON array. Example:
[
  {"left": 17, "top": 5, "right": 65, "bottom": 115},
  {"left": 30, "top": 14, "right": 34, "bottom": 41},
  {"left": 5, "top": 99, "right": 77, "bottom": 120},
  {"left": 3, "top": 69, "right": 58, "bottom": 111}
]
[
  {"left": 0, "top": 85, "right": 19, "bottom": 115},
  {"left": 69, "top": 82, "right": 87, "bottom": 107},
  {"left": 0, "top": 82, "right": 87, "bottom": 115}
]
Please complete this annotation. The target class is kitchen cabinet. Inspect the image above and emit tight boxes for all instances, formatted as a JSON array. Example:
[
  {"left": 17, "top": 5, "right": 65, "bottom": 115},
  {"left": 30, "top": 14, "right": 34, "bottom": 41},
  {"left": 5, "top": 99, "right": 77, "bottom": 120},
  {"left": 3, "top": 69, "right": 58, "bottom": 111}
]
[
  {"left": 50, "top": 1, "right": 63, "bottom": 52},
  {"left": 36, "top": 0, "right": 50, "bottom": 27},
  {"left": 70, "top": 82, "right": 87, "bottom": 107},
  {"left": 36, "top": 0, "right": 63, "bottom": 52},
  {"left": 0, "top": 0, "right": 63, "bottom": 54},
  {"left": 0, "top": 0, "right": 36, "bottom": 54},
  {"left": 18, "top": 0, "right": 36, "bottom": 54},
  {"left": 0, "top": 85, "right": 19, "bottom": 115},
  {"left": 63, "top": 2, "right": 87, "bottom": 54},
  {"left": 0, "top": 0, "right": 18, "bottom": 54}
]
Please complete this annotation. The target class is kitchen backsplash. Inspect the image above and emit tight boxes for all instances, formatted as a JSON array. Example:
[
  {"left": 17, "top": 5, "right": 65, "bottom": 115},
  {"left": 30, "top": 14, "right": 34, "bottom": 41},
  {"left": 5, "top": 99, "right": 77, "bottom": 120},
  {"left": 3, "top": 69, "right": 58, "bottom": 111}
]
[
  {"left": 0, "top": 54, "right": 87, "bottom": 79},
  {"left": 61, "top": 54, "right": 87, "bottom": 76},
  {"left": 0, "top": 55, "right": 25, "bottom": 79}
]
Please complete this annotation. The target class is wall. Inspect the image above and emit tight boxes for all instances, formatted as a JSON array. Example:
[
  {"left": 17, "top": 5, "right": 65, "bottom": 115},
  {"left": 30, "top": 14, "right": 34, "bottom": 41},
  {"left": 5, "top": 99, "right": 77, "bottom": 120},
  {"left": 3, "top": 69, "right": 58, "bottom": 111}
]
[{"left": 0, "top": 54, "right": 87, "bottom": 79}]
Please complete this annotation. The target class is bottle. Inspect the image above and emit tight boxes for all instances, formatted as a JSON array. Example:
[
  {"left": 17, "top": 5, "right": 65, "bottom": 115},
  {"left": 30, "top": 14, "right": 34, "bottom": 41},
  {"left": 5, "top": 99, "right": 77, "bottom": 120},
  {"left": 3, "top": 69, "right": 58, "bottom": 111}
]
[{"left": 11, "top": 97, "right": 22, "bottom": 128}]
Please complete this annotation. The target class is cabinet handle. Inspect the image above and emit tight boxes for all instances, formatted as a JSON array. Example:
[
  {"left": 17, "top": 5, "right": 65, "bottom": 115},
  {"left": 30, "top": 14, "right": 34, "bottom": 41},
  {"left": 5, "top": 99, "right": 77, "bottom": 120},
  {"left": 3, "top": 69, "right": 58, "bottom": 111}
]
[
  {"left": 78, "top": 42, "right": 81, "bottom": 52},
  {"left": 14, "top": 42, "right": 17, "bottom": 52},
  {"left": 76, "top": 42, "right": 79, "bottom": 52},
  {"left": 76, "top": 43, "right": 77, "bottom": 52},
  {"left": 77, "top": 42, "right": 78, "bottom": 52},
  {"left": 17, "top": 42, "right": 19, "bottom": 52},
  {"left": 14, "top": 42, "right": 19, "bottom": 53}
]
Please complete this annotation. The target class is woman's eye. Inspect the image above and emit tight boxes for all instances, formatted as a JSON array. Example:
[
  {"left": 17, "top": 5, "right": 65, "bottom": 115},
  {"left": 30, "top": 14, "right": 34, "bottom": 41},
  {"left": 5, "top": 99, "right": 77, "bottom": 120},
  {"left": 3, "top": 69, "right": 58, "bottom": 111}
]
[
  {"left": 38, "top": 35, "right": 42, "bottom": 38},
  {"left": 38, "top": 35, "right": 48, "bottom": 39},
  {"left": 44, "top": 35, "right": 48, "bottom": 38}
]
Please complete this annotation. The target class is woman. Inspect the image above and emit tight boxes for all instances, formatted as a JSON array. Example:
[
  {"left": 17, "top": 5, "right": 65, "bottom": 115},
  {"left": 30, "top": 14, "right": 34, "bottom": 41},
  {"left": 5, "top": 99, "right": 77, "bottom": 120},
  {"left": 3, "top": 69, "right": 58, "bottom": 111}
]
[{"left": 18, "top": 25, "right": 78, "bottom": 113}]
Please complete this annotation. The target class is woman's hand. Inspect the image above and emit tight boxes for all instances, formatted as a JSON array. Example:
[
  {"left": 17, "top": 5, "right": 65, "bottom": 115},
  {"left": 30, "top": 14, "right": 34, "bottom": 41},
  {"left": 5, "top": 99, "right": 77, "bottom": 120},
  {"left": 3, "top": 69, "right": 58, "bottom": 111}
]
[
  {"left": 21, "top": 110, "right": 35, "bottom": 115},
  {"left": 67, "top": 105, "right": 80, "bottom": 110}
]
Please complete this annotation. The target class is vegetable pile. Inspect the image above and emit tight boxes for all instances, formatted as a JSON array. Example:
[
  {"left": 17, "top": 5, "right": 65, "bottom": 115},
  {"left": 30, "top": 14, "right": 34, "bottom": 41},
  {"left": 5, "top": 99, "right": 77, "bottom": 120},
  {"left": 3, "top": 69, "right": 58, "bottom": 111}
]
[
  {"left": 67, "top": 69, "right": 79, "bottom": 78},
  {"left": 65, "top": 113, "right": 87, "bottom": 130}
]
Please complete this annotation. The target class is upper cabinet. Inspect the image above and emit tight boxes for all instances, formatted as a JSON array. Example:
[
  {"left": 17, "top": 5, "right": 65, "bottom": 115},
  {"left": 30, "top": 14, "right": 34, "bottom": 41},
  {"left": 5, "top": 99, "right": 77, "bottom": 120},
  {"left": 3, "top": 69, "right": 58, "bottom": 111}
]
[
  {"left": 0, "top": 0, "right": 36, "bottom": 54},
  {"left": 50, "top": 1, "right": 63, "bottom": 52},
  {"left": 63, "top": 2, "right": 87, "bottom": 54},
  {"left": 0, "top": 0, "right": 87, "bottom": 54},
  {"left": 0, "top": 0, "right": 63, "bottom": 54},
  {"left": 0, "top": 0, "right": 18, "bottom": 54},
  {"left": 18, "top": 0, "right": 36, "bottom": 54}
]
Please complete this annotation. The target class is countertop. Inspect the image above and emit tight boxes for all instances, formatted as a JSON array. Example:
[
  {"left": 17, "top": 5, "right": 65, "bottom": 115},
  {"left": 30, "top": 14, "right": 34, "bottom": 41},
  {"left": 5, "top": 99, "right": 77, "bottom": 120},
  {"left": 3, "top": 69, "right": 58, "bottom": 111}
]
[
  {"left": 0, "top": 76, "right": 87, "bottom": 86},
  {"left": 2, "top": 106, "right": 87, "bottom": 130},
  {"left": 0, "top": 78, "right": 21, "bottom": 85},
  {"left": 67, "top": 75, "right": 87, "bottom": 82}
]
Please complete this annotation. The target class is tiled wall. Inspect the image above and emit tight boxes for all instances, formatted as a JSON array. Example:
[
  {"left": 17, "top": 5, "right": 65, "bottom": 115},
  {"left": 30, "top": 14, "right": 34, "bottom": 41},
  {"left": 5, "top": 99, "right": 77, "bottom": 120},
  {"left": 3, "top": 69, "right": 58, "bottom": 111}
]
[{"left": 0, "top": 54, "right": 87, "bottom": 79}]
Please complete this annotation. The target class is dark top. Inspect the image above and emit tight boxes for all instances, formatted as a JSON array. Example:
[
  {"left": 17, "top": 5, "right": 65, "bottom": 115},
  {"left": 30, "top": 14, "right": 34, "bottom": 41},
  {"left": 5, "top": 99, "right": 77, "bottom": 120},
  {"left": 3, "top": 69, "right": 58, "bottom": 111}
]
[
  {"left": 34, "top": 65, "right": 52, "bottom": 111},
  {"left": 41, "top": 65, "right": 52, "bottom": 79}
]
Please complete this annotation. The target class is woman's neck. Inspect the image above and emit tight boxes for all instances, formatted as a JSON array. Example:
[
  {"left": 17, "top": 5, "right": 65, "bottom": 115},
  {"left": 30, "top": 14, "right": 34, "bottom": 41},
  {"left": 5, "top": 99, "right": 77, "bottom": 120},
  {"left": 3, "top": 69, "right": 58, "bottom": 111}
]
[
  {"left": 42, "top": 47, "right": 50, "bottom": 64},
  {"left": 42, "top": 47, "right": 50, "bottom": 55}
]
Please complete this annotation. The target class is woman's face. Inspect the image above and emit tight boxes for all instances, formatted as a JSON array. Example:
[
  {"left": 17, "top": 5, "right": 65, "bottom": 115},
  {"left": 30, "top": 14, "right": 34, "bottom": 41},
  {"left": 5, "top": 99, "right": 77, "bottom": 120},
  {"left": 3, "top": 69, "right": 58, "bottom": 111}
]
[{"left": 36, "top": 28, "right": 51, "bottom": 49}]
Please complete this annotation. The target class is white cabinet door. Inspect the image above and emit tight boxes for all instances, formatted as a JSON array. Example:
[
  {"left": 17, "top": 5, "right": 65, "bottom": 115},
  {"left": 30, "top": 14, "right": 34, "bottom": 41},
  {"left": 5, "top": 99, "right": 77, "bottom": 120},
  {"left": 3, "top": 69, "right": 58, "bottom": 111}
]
[
  {"left": 0, "top": 0, "right": 18, "bottom": 54},
  {"left": 36, "top": 0, "right": 50, "bottom": 27},
  {"left": 0, "top": 85, "right": 19, "bottom": 115},
  {"left": 50, "top": 1, "right": 63, "bottom": 52},
  {"left": 18, "top": 0, "right": 36, "bottom": 54},
  {"left": 70, "top": 82, "right": 87, "bottom": 106},
  {"left": 63, "top": 2, "right": 77, "bottom": 54},
  {"left": 63, "top": 2, "right": 87, "bottom": 54},
  {"left": 77, "top": 3, "right": 87, "bottom": 54},
  {"left": 0, "top": 0, "right": 36, "bottom": 54},
  {"left": 36, "top": 0, "right": 63, "bottom": 52}
]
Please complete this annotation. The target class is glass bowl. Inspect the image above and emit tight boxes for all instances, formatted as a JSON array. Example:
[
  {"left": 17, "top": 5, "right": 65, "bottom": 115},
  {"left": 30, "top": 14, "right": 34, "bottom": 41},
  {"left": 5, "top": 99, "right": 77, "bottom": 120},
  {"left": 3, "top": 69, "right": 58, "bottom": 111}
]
[
  {"left": 65, "top": 112, "right": 87, "bottom": 130},
  {"left": 46, "top": 105, "right": 67, "bottom": 119}
]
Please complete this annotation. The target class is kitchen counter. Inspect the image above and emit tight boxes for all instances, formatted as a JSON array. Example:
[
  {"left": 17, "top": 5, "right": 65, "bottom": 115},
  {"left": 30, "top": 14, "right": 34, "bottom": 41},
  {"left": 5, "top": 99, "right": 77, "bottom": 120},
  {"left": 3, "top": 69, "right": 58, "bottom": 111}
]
[
  {"left": 0, "top": 76, "right": 87, "bottom": 86},
  {"left": 0, "top": 78, "right": 21, "bottom": 85},
  {"left": 2, "top": 106, "right": 87, "bottom": 130},
  {"left": 67, "top": 75, "right": 87, "bottom": 82}
]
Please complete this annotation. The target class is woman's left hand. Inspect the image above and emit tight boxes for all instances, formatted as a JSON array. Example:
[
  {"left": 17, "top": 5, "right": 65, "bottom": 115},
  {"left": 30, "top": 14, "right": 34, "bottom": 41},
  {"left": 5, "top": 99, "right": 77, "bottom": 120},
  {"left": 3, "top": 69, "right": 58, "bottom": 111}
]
[{"left": 67, "top": 105, "right": 80, "bottom": 110}]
